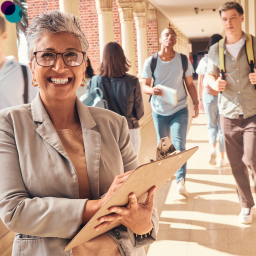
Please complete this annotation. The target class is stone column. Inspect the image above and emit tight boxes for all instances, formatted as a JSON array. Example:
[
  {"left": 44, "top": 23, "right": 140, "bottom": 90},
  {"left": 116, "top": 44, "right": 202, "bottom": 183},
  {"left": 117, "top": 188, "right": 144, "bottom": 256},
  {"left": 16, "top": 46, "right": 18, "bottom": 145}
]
[
  {"left": 248, "top": 0, "right": 256, "bottom": 36},
  {"left": 0, "top": 0, "right": 18, "bottom": 60},
  {"left": 95, "top": 0, "right": 114, "bottom": 60},
  {"left": 117, "top": 0, "right": 136, "bottom": 75},
  {"left": 241, "top": 0, "right": 249, "bottom": 33},
  {"left": 134, "top": 1, "right": 148, "bottom": 77},
  {"left": 59, "top": 0, "right": 80, "bottom": 18}
]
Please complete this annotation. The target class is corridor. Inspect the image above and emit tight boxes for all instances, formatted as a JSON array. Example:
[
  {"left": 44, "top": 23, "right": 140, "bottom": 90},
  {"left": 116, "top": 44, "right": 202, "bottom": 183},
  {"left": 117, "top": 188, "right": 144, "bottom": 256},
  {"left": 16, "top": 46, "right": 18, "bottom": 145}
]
[{"left": 140, "top": 113, "right": 256, "bottom": 256}]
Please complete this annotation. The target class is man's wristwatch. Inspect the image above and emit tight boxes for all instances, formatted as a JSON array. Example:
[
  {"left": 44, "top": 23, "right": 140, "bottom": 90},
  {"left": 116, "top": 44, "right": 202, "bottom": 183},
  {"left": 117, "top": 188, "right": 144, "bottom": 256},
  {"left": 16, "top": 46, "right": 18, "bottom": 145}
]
[{"left": 198, "top": 98, "right": 202, "bottom": 101}]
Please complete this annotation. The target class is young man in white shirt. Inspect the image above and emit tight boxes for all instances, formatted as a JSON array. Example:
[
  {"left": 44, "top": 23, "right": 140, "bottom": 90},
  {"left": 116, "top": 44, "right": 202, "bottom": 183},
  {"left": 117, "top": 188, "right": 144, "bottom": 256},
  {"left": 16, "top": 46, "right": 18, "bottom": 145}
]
[
  {"left": 142, "top": 27, "right": 199, "bottom": 196},
  {"left": 206, "top": 2, "right": 256, "bottom": 224},
  {"left": 0, "top": 16, "right": 38, "bottom": 110}
]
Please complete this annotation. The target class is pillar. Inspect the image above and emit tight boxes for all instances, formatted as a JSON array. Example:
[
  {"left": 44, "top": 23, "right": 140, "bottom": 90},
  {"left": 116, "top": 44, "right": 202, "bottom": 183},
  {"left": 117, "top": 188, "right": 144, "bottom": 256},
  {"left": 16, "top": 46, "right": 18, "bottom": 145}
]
[
  {"left": 241, "top": 0, "right": 249, "bottom": 33},
  {"left": 59, "top": 0, "right": 80, "bottom": 18},
  {"left": 248, "top": 0, "right": 256, "bottom": 36},
  {"left": 95, "top": 0, "right": 114, "bottom": 60},
  {"left": 134, "top": 1, "right": 148, "bottom": 77},
  {"left": 0, "top": 0, "right": 18, "bottom": 60},
  {"left": 117, "top": 0, "right": 136, "bottom": 75}
]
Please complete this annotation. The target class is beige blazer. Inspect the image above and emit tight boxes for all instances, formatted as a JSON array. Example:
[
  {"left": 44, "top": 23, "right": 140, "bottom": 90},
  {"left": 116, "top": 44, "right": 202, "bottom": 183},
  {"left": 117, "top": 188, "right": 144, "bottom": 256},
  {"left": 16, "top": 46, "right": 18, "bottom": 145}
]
[{"left": 0, "top": 94, "right": 158, "bottom": 256}]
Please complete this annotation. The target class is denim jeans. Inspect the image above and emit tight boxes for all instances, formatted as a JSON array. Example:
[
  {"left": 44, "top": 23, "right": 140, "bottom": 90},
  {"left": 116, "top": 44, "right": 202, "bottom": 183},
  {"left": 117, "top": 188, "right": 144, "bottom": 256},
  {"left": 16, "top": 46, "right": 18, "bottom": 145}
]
[
  {"left": 129, "top": 128, "right": 141, "bottom": 156},
  {"left": 203, "top": 92, "right": 225, "bottom": 153},
  {"left": 152, "top": 107, "right": 188, "bottom": 183}
]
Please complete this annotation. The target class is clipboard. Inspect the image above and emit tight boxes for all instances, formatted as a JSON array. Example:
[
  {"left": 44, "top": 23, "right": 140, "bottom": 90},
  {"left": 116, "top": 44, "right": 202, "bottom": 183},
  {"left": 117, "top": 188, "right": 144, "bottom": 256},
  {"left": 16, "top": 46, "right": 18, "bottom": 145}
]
[{"left": 65, "top": 146, "right": 198, "bottom": 251}]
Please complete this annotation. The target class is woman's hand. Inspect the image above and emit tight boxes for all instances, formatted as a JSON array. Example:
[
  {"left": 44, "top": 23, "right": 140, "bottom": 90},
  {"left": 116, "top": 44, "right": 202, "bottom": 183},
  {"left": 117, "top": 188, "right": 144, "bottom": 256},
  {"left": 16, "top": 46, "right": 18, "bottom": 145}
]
[
  {"left": 101, "top": 170, "right": 134, "bottom": 205},
  {"left": 82, "top": 171, "right": 133, "bottom": 225},
  {"left": 96, "top": 186, "right": 156, "bottom": 235}
]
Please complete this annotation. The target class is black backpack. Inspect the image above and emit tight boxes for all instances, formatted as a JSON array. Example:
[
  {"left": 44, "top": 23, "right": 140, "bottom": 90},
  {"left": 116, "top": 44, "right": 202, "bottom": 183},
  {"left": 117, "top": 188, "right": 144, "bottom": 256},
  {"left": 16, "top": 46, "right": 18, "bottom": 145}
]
[
  {"left": 21, "top": 64, "right": 29, "bottom": 104},
  {"left": 149, "top": 52, "right": 188, "bottom": 102}
]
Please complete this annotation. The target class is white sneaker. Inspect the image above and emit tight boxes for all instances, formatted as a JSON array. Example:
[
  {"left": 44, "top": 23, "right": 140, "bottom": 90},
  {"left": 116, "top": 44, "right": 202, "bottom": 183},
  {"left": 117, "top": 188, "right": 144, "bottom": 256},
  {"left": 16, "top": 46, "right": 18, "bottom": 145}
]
[
  {"left": 216, "top": 158, "right": 227, "bottom": 168},
  {"left": 209, "top": 149, "right": 216, "bottom": 165},
  {"left": 239, "top": 208, "right": 253, "bottom": 224},
  {"left": 177, "top": 178, "right": 188, "bottom": 196}
]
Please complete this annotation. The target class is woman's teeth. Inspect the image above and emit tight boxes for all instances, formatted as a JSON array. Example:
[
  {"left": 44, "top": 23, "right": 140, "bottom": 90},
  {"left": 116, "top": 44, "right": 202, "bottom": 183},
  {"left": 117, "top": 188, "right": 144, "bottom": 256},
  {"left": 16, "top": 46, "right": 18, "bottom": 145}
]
[{"left": 51, "top": 78, "right": 69, "bottom": 84}]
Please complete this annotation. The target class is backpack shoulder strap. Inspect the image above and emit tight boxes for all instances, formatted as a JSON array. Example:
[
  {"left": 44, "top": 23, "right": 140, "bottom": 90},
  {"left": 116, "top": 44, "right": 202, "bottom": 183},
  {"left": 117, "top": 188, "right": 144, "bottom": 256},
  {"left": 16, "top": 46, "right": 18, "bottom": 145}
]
[
  {"left": 21, "top": 64, "right": 28, "bottom": 104},
  {"left": 219, "top": 39, "right": 225, "bottom": 73},
  {"left": 180, "top": 53, "right": 188, "bottom": 96},
  {"left": 180, "top": 53, "right": 188, "bottom": 79},
  {"left": 245, "top": 34, "right": 255, "bottom": 68},
  {"left": 150, "top": 52, "right": 158, "bottom": 87}
]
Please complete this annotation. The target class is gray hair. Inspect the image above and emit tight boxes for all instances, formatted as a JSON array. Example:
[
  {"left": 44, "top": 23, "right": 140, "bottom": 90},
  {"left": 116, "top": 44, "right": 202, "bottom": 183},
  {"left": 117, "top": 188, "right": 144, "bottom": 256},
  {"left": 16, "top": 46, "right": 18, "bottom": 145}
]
[{"left": 26, "top": 11, "right": 89, "bottom": 61}]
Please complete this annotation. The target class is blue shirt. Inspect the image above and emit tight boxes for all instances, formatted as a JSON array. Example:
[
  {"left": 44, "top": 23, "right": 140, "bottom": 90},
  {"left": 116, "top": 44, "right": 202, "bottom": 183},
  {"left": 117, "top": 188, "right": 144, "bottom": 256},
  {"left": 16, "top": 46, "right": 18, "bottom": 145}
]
[{"left": 142, "top": 52, "right": 194, "bottom": 116}]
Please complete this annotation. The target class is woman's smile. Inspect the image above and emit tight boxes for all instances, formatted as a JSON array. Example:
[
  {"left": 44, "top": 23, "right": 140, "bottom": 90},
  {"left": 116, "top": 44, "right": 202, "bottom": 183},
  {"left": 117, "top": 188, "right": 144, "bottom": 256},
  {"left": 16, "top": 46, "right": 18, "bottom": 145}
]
[{"left": 47, "top": 76, "right": 72, "bottom": 85}]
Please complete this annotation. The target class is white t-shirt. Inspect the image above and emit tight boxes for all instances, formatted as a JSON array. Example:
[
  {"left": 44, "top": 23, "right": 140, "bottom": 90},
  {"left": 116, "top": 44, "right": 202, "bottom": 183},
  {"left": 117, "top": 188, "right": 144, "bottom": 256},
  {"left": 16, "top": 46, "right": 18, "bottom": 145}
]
[
  {"left": 142, "top": 52, "right": 194, "bottom": 116},
  {"left": 196, "top": 54, "right": 208, "bottom": 87},
  {"left": 226, "top": 37, "right": 245, "bottom": 59},
  {"left": 226, "top": 37, "right": 245, "bottom": 114},
  {"left": 0, "top": 56, "right": 38, "bottom": 110}
]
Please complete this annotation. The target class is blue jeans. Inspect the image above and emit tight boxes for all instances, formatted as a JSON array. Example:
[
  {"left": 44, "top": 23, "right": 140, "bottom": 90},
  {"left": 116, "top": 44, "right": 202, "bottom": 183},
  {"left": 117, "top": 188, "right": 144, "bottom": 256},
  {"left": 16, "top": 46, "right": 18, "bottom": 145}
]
[
  {"left": 152, "top": 107, "right": 188, "bottom": 183},
  {"left": 203, "top": 93, "right": 225, "bottom": 153}
]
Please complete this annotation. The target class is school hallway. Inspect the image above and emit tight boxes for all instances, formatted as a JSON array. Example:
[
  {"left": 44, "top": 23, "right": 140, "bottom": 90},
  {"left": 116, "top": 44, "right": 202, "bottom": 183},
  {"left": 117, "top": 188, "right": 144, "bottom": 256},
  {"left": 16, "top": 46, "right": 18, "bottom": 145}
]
[{"left": 140, "top": 112, "right": 256, "bottom": 256}]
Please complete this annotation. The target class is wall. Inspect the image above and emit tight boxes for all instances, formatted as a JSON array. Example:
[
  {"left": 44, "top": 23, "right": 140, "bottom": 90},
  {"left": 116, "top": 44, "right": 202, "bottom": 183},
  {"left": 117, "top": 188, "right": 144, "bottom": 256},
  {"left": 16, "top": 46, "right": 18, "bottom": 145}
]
[
  {"left": 156, "top": 9, "right": 169, "bottom": 50},
  {"left": 191, "top": 40, "right": 208, "bottom": 55},
  {"left": 78, "top": 0, "right": 100, "bottom": 73}
]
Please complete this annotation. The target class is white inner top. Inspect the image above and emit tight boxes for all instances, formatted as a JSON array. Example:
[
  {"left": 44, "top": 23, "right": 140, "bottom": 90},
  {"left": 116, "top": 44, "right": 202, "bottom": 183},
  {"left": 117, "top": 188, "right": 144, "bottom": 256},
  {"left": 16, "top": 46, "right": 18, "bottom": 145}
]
[{"left": 226, "top": 37, "right": 245, "bottom": 60}]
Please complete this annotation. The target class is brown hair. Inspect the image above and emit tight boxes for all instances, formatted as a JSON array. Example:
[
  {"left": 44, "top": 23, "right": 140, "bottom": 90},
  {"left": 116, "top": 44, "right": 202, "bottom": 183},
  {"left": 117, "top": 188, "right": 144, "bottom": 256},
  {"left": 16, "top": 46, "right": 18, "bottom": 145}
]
[
  {"left": 0, "top": 16, "right": 5, "bottom": 34},
  {"left": 100, "top": 42, "right": 131, "bottom": 78},
  {"left": 219, "top": 1, "right": 243, "bottom": 16}
]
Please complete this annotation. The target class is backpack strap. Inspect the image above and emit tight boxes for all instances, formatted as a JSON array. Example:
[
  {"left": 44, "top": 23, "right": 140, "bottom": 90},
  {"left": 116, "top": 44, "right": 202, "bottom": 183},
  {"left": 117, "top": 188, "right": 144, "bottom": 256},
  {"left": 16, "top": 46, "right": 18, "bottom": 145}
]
[
  {"left": 149, "top": 52, "right": 158, "bottom": 102},
  {"left": 150, "top": 52, "right": 158, "bottom": 88},
  {"left": 218, "top": 39, "right": 225, "bottom": 80},
  {"left": 245, "top": 34, "right": 256, "bottom": 89},
  {"left": 180, "top": 53, "right": 188, "bottom": 96},
  {"left": 245, "top": 34, "right": 255, "bottom": 70},
  {"left": 21, "top": 65, "right": 28, "bottom": 104}
]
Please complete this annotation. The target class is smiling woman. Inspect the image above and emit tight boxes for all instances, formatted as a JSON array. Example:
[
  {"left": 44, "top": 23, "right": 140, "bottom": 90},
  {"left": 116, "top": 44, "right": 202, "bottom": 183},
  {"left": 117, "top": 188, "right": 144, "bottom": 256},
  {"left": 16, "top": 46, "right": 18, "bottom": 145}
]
[{"left": 0, "top": 11, "right": 158, "bottom": 256}]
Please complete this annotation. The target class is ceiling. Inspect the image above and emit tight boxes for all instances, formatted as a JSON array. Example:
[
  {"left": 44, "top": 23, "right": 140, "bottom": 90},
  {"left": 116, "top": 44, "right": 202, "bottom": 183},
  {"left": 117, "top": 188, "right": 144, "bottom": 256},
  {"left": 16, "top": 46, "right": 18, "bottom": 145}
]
[{"left": 148, "top": 0, "right": 229, "bottom": 41}]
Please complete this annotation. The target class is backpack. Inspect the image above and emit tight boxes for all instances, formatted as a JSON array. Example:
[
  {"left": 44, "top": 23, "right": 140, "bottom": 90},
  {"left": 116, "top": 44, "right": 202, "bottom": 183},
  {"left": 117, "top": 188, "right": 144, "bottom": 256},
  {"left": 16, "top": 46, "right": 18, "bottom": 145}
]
[
  {"left": 149, "top": 52, "right": 188, "bottom": 102},
  {"left": 79, "top": 76, "right": 108, "bottom": 109},
  {"left": 219, "top": 34, "right": 255, "bottom": 88},
  {"left": 21, "top": 64, "right": 29, "bottom": 104}
]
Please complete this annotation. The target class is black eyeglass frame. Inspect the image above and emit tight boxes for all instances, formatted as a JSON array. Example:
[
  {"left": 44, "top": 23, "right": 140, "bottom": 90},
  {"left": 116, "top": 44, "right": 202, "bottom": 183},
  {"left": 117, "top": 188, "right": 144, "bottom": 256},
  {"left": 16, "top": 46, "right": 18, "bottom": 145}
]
[{"left": 33, "top": 51, "right": 87, "bottom": 67}]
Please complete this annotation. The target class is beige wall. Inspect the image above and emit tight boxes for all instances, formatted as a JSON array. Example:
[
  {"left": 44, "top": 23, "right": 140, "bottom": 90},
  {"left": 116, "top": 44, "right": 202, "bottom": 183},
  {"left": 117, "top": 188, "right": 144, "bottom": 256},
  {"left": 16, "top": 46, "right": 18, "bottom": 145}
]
[{"left": 156, "top": 9, "right": 169, "bottom": 50}]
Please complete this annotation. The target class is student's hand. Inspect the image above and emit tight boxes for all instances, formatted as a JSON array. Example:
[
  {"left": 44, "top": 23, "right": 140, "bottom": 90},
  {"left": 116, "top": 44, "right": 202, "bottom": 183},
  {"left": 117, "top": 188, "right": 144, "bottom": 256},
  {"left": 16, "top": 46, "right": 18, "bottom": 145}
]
[
  {"left": 96, "top": 186, "right": 156, "bottom": 235},
  {"left": 193, "top": 102, "right": 199, "bottom": 118},
  {"left": 198, "top": 100, "right": 204, "bottom": 112},
  {"left": 152, "top": 87, "right": 164, "bottom": 96},
  {"left": 213, "top": 75, "right": 227, "bottom": 91},
  {"left": 249, "top": 68, "right": 256, "bottom": 85}
]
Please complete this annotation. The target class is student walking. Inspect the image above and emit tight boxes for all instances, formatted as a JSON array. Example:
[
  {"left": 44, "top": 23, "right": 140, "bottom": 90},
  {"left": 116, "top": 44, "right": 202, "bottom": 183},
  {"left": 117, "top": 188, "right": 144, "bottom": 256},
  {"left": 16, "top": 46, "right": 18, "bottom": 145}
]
[
  {"left": 206, "top": 1, "right": 256, "bottom": 224},
  {"left": 142, "top": 27, "right": 199, "bottom": 196},
  {"left": 196, "top": 34, "right": 227, "bottom": 167}
]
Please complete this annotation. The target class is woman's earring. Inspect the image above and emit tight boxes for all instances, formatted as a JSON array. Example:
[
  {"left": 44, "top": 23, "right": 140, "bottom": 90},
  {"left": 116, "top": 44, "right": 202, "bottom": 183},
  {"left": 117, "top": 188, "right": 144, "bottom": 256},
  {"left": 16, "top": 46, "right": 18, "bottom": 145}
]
[
  {"left": 32, "top": 80, "right": 38, "bottom": 87},
  {"left": 81, "top": 79, "right": 86, "bottom": 87}
]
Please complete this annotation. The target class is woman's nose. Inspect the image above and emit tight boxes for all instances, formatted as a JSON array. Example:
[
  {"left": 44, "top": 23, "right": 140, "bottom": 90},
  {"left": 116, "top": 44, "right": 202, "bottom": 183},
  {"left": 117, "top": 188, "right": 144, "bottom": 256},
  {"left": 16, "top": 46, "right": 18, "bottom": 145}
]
[{"left": 52, "top": 54, "right": 67, "bottom": 72}]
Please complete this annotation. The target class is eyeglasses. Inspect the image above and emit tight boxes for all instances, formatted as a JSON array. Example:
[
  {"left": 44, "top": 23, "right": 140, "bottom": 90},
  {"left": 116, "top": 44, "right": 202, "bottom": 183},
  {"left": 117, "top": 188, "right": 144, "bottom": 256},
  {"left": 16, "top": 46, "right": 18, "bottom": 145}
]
[
  {"left": 162, "top": 33, "right": 177, "bottom": 39},
  {"left": 33, "top": 51, "right": 86, "bottom": 67}
]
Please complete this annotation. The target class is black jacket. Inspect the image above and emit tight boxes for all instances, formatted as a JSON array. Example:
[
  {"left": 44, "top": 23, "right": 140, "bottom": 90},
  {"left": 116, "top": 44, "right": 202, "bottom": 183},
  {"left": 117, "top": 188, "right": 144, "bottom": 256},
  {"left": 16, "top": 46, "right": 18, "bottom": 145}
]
[{"left": 89, "top": 74, "right": 144, "bottom": 129}]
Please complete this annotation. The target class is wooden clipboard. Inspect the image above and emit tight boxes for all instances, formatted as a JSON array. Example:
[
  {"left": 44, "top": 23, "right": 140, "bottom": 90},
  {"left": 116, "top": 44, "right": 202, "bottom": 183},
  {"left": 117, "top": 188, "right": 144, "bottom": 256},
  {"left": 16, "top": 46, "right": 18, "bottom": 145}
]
[{"left": 65, "top": 146, "right": 198, "bottom": 251}]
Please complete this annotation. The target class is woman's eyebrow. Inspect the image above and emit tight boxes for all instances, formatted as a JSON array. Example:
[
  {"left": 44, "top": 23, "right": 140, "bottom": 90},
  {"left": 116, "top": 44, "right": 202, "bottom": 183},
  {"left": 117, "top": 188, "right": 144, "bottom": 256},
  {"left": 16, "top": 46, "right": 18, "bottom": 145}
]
[
  {"left": 42, "top": 48, "right": 55, "bottom": 51},
  {"left": 65, "top": 48, "right": 79, "bottom": 51}
]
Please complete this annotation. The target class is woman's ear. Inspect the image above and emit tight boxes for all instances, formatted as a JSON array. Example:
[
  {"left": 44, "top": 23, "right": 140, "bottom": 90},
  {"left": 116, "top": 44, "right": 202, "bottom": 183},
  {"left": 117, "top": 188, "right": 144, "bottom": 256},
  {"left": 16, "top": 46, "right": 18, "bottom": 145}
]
[{"left": 29, "top": 61, "right": 36, "bottom": 81}]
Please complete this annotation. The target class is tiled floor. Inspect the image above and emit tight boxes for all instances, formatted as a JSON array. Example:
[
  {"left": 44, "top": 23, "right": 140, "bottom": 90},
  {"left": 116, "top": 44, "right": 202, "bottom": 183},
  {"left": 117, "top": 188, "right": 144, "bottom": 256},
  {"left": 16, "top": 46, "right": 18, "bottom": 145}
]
[{"left": 139, "top": 112, "right": 256, "bottom": 256}]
